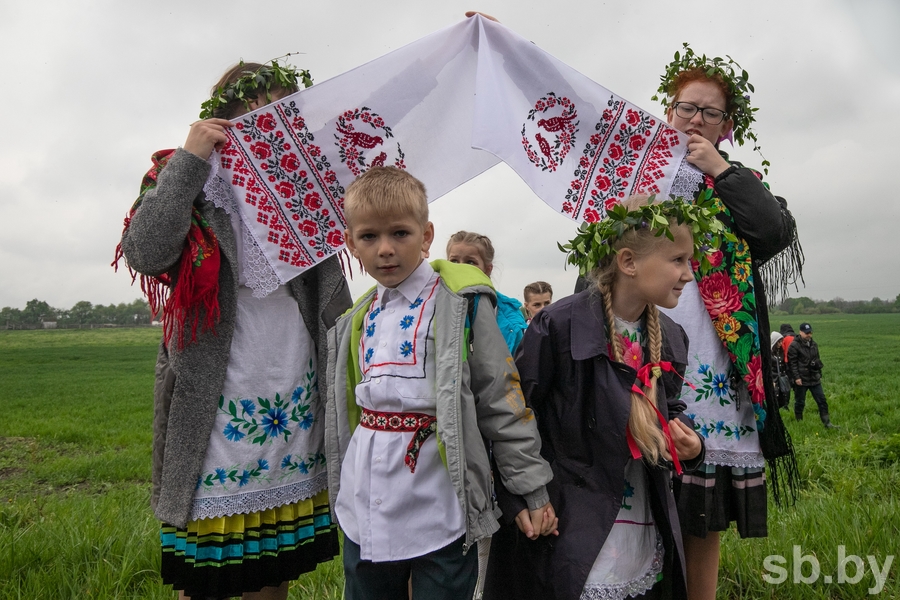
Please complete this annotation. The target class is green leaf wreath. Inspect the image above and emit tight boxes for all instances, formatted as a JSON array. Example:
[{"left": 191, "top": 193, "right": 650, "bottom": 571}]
[
  {"left": 651, "top": 42, "right": 769, "bottom": 174},
  {"left": 199, "top": 53, "right": 313, "bottom": 120},
  {"left": 558, "top": 193, "right": 736, "bottom": 277}
]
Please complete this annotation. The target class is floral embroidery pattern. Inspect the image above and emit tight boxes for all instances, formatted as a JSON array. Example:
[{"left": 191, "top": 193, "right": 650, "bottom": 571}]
[
  {"left": 622, "top": 478, "right": 635, "bottom": 510},
  {"left": 334, "top": 107, "right": 406, "bottom": 177},
  {"left": 521, "top": 92, "right": 578, "bottom": 172},
  {"left": 692, "top": 180, "right": 767, "bottom": 424},
  {"left": 689, "top": 415, "right": 755, "bottom": 441},
  {"left": 217, "top": 361, "right": 318, "bottom": 445},
  {"left": 219, "top": 100, "right": 346, "bottom": 267},
  {"left": 688, "top": 363, "right": 732, "bottom": 406},
  {"left": 280, "top": 452, "right": 327, "bottom": 478},
  {"left": 399, "top": 315, "right": 414, "bottom": 330},
  {"left": 197, "top": 459, "right": 271, "bottom": 490},
  {"left": 562, "top": 96, "right": 682, "bottom": 222},
  {"left": 408, "top": 297, "right": 423, "bottom": 309},
  {"left": 399, "top": 341, "right": 413, "bottom": 357}
]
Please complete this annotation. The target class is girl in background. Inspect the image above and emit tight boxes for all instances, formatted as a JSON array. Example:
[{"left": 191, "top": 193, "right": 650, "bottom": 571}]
[{"left": 447, "top": 231, "right": 527, "bottom": 354}]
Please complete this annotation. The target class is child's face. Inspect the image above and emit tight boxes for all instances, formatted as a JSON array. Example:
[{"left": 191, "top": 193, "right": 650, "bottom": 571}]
[
  {"left": 447, "top": 243, "right": 492, "bottom": 276},
  {"left": 345, "top": 209, "right": 433, "bottom": 288},
  {"left": 627, "top": 227, "right": 694, "bottom": 310},
  {"left": 525, "top": 292, "right": 552, "bottom": 318}
]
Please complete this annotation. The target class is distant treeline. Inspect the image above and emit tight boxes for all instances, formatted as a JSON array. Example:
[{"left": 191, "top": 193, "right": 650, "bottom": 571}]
[
  {"left": 770, "top": 294, "right": 900, "bottom": 315},
  {"left": 3, "top": 293, "right": 899, "bottom": 330},
  {"left": 1, "top": 299, "right": 152, "bottom": 329}
]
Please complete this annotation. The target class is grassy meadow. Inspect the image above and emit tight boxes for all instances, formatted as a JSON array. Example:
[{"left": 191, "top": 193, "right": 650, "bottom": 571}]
[{"left": 1, "top": 314, "right": 898, "bottom": 598}]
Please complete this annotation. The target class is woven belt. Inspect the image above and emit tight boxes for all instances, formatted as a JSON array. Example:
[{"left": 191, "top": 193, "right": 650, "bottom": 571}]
[{"left": 359, "top": 408, "right": 437, "bottom": 473}]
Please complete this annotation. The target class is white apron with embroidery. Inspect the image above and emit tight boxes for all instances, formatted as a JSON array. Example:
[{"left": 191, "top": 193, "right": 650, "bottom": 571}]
[
  {"left": 660, "top": 281, "right": 764, "bottom": 468},
  {"left": 189, "top": 208, "right": 326, "bottom": 520}
]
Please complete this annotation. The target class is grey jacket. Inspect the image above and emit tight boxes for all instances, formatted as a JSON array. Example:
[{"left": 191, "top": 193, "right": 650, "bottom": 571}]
[
  {"left": 324, "top": 261, "right": 553, "bottom": 553},
  {"left": 120, "top": 149, "right": 351, "bottom": 528}
]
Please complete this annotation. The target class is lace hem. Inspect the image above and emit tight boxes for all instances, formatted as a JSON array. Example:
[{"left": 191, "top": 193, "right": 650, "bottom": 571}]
[
  {"left": 203, "top": 158, "right": 283, "bottom": 298},
  {"left": 667, "top": 156, "right": 704, "bottom": 201},
  {"left": 190, "top": 470, "right": 328, "bottom": 521},
  {"left": 580, "top": 534, "right": 664, "bottom": 600},
  {"left": 704, "top": 449, "right": 765, "bottom": 468}
]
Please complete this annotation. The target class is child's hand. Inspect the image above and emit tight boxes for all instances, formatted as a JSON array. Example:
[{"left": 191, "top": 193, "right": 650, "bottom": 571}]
[
  {"left": 668, "top": 418, "right": 702, "bottom": 461},
  {"left": 514, "top": 503, "right": 558, "bottom": 540},
  {"left": 183, "top": 118, "right": 234, "bottom": 160}
]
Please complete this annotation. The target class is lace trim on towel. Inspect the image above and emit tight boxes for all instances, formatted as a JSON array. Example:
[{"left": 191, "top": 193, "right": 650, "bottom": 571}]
[
  {"left": 190, "top": 470, "right": 328, "bottom": 521},
  {"left": 580, "top": 534, "right": 664, "bottom": 600},
  {"left": 705, "top": 449, "right": 765, "bottom": 469},
  {"left": 204, "top": 158, "right": 283, "bottom": 297},
  {"left": 667, "top": 156, "right": 704, "bottom": 201}
]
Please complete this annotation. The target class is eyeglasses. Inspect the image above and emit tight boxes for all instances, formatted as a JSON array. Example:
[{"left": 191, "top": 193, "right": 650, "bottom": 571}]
[{"left": 672, "top": 102, "right": 727, "bottom": 125}]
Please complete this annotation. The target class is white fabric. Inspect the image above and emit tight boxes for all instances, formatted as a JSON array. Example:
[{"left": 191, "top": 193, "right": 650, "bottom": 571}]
[
  {"left": 660, "top": 281, "right": 765, "bottom": 467},
  {"left": 191, "top": 284, "right": 326, "bottom": 520},
  {"left": 335, "top": 260, "right": 466, "bottom": 561},
  {"left": 210, "top": 16, "right": 692, "bottom": 295},
  {"left": 204, "top": 157, "right": 282, "bottom": 297}
]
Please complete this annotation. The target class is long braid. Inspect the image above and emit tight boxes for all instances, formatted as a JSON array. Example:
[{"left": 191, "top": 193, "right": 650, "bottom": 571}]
[{"left": 599, "top": 281, "right": 668, "bottom": 465}]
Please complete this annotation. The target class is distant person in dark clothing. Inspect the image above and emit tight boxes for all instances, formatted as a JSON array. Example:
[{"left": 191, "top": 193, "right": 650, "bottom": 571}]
[
  {"left": 769, "top": 332, "right": 791, "bottom": 409},
  {"left": 787, "top": 323, "right": 837, "bottom": 428}
]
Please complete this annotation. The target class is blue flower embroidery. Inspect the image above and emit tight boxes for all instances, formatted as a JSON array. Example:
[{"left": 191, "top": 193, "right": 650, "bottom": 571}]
[
  {"left": 281, "top": 455, "right": 293, "bottom": 469},
  {"left": 399, "top": 315, "right": 414, "bottom": 330},
  {"left": 366, "top": 323, "right": 376, "bottom": 337},
  {"left": 369, "top": 307, "right": 381, "bottom": 320},
  {"left": 698, "top": 364, "right": 711, "bottom": 376},
  {"left": 715, "top": 420, "right": 725, "bottom": 434},
  {"left": 238, "top": 470, "right": 252, "bottom": 487},
  {"left": 365, "top": 348, "right": 374, "bottom": 363},
  {"left": 712, "top": 373, "right": 729, "bottom": 397},
  {"left": 409, "top": 298, "right": 423, "bottom": 309},
  {"left": 215, "top": 468, "right": 227, "bottom": 484},
  {"left": 262, "top": 407, "right": 289, "bottom": 438},
  {"left": 298, "top": 461, "right": 309, "bottom": 475},
  {"left": 299, "top": 412, "right": 315, "bottom": 430},
  {"left": 399, "top": 341, "right": 413, "bottom": 357},
  {"left": 291, "top": 386, "right": 305, "bottom": 404},
  {"left": 734, "top": 427, "right": 741, "bottom": 441},
  {"left": 257, "top": 459, "right": 269, "bottom": 471},
  {"left": 223, "top": 423, "right": 245, "bottom": 442},
  {"left": 240, "top": 399, "right": 256, "bottom": 416},
  {"left": 699, "top": 424, "right": 710, "bottom": 439}
]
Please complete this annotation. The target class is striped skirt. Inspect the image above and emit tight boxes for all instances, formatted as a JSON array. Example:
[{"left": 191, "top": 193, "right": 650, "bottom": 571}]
[
  {"left": 672, "top": 463, "right": 768, "bottom": 539},
  {"left": 160, "top": 489, "right": 338, "bottom": 598}
]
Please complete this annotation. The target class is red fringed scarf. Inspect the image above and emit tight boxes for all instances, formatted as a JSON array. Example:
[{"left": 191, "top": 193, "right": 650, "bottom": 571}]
[{"left": 112, "top": 149, "right": 221, "bottom": 348}]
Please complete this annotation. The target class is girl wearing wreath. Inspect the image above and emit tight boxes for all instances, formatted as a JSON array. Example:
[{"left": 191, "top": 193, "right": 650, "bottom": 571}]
[
  {"left": 653, "top": 46, "right": 802, "bottom": 600},
  {"left": 116, "top": 61, "right": 351, "bottom": 599}
]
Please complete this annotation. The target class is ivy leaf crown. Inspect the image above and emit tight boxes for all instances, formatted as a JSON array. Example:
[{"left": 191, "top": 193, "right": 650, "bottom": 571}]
[
  {"left": 651, "top": 42, "right": 769, "bottom": 175},
  {"left": 199, "top": 53, "right": 313, "bottom": 120},
  {"left": 557, "top": 192, "right": 737, "bottom": 277}
]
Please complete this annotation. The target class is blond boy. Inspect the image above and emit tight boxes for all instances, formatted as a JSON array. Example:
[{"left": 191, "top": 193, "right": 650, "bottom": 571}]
[{"left": 325, "top": 167, "right": 554, "bottom": 599}]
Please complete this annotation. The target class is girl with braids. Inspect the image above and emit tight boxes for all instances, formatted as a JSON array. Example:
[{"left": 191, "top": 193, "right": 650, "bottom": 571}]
[{"left": 487, "top": 197, "right": 706, "bottom": 600}]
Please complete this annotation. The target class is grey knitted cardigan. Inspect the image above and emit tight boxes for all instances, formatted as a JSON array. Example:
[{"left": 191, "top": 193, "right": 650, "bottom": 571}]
[{"left": 120, "top": 149, "right": 352, "bottom": 528}]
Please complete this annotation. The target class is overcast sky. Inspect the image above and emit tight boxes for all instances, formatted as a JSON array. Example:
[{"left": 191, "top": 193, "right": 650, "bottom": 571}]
[{"left": 1, "top": 0, "right": 898, "bottom": 311}]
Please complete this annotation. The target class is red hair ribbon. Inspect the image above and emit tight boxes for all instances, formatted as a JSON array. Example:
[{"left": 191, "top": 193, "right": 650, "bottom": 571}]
[{"left": 626, "top": 361, "right": 695, "bottom": 475}]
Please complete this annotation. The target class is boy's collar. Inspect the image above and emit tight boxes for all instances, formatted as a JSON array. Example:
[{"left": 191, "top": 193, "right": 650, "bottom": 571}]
[{"left": 376, "top": 259, "right": 434, "bottom": 307}]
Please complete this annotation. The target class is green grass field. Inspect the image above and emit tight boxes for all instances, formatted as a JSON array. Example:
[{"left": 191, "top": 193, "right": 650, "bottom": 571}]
[{"left": 1, "top": 315, "right": 898, "bottom": 598}]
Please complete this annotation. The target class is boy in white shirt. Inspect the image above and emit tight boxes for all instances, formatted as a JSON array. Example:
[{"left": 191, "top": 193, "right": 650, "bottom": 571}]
[{"left": 325, "top": 166, "right": 555, "bottom": 599}]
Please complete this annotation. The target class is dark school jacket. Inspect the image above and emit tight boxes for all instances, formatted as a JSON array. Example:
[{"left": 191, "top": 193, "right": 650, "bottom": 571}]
[{"left": 496, "top": 290, "right": 704, "bottom": 600}]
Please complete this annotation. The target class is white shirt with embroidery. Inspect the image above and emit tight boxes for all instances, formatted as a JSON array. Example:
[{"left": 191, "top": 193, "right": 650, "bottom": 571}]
[
  {"left": 660, "top": 281, "right": 764, "bottom": 468},
  {"left": 580, "top": 316, "right": 662, "bottom": 599},
  {"left": 335, "top": 260, "right": 466, "bottom": 561}
]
